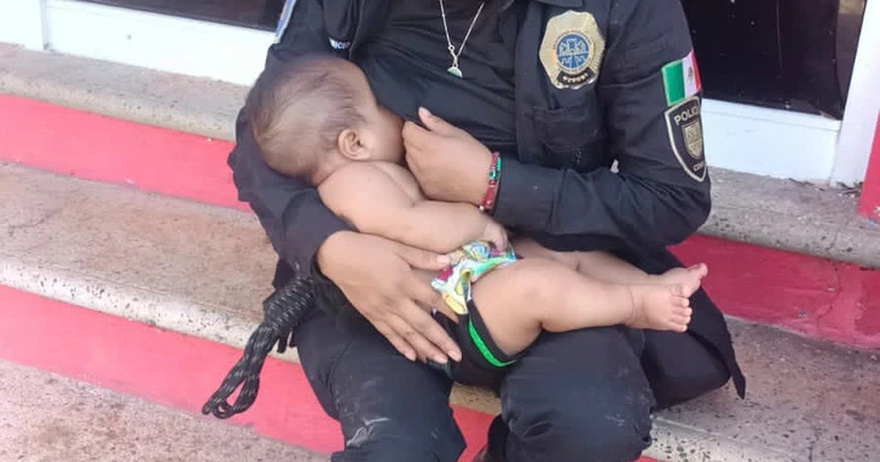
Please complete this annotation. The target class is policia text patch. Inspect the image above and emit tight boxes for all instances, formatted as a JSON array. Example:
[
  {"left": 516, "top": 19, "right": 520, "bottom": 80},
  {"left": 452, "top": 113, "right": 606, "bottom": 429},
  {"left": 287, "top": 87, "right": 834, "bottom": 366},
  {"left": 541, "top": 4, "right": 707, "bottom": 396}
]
[{"left": 665, "top": 96, "right": 706, "bottom": 183}]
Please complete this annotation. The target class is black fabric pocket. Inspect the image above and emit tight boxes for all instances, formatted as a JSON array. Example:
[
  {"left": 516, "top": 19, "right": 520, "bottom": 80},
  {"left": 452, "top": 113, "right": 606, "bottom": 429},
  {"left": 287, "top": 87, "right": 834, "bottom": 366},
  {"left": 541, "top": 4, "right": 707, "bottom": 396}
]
[{"left": 533, "top": 101, "right": 608, "bottom": 171}]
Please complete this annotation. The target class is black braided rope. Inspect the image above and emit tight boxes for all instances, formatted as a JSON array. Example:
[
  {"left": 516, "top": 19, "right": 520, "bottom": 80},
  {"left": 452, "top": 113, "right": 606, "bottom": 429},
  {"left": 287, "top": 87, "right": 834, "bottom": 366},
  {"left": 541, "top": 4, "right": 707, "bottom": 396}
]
[{"left": 201, "top": 274, "right": 316, "bottom": 419}]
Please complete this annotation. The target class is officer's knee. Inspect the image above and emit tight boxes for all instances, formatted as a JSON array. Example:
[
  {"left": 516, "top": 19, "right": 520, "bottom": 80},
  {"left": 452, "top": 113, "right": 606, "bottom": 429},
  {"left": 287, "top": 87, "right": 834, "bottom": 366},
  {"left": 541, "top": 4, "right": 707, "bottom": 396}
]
[
  {"left": 514, "top": 401, "right": 653, "bottom": 462},
  {"left": 339, "top": 418, "right": 465, "bottom": 462},
  {"left": 652, "top": 359, "right": 731, "bottom": 409},
  {"left": 684, "top": 366, "right": 730, "bottom": 397}
]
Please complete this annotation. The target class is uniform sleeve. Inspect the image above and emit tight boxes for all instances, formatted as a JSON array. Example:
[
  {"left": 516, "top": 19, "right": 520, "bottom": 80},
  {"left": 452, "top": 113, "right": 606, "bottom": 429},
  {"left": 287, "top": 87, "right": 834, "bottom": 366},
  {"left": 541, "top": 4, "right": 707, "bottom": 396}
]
[
  {"left": 227, "top": 0, "right": 351, "bottom": 270},
  {"left": 492, "top": 0, "right": 711, "bottom": 252}
]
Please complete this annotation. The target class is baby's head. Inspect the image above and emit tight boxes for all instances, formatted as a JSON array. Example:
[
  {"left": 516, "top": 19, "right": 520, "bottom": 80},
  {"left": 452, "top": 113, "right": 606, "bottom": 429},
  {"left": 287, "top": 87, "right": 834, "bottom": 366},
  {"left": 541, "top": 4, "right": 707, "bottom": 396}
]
[{"left": 246, "top": 55, "right": 404, "bottom": 184}]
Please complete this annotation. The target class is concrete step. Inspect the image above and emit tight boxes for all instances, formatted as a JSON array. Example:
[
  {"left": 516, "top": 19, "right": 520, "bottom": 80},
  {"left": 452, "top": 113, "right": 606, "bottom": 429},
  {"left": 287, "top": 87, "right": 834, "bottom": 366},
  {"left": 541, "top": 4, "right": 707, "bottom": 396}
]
[
  {"left": 2, "top": 162, "right": 879, "bottom": 461},
  {"left": 0, "top": 359, "right": 326, "bottom": 462}
]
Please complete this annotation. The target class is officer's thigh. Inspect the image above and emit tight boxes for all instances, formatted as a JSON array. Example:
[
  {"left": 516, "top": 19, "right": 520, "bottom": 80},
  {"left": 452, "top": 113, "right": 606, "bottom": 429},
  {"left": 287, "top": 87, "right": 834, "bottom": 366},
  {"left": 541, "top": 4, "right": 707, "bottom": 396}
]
[
  {"left": 295, "top": 309, "right": 465, "bottom": 462},
  {"left": 498, "top": 326, "right": 655, "bottom": 462}
]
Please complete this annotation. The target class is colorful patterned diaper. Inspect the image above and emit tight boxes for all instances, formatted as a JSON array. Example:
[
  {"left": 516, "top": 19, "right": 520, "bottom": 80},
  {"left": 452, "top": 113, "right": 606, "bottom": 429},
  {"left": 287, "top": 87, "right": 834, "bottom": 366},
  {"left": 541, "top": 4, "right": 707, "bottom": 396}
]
[{"left": 431, "top": 241, "right": 518, "bottom": 315}]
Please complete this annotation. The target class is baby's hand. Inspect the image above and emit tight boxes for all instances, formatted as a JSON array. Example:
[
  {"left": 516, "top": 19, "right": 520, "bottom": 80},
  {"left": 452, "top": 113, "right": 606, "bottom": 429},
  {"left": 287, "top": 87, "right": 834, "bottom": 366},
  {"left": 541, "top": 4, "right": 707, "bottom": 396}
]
[{"left": 480, "top": 219, "right": 508, "bottom": 250}]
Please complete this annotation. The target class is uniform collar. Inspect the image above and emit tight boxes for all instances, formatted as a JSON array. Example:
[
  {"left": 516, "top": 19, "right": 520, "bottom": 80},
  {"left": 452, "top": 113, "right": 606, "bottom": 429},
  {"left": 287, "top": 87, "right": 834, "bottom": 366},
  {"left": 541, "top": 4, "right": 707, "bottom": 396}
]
[
  {"left": 499, "top": 0, "right": 583, "bottom": 9},
  {"left": 529, "top": 0, "right": 584, "bottom": 7}
]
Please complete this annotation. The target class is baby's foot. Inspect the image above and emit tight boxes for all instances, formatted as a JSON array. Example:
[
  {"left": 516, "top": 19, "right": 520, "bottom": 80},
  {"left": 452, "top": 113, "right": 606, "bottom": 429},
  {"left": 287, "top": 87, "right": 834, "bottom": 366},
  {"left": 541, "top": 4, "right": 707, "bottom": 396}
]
[
  {"left": 653, "top": 263, "right": 708, "bottom": 286},
  {"left": 626, "top": 275, "right": 702, "bottom": 332}
]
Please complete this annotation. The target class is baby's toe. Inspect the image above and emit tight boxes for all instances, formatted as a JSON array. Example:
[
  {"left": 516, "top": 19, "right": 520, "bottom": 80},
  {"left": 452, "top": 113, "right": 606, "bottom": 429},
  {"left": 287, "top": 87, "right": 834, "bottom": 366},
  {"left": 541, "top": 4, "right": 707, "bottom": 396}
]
[
  {"left": 664, "top": 317, "right": 689, "bottom": 332},
  {"left": 675, "top": 306, "right": 693, "bottom": 317},
  {"left": 672, "top": 295, "right": 690, "bottom": 308},
  {"left": 689, "top": 263, "right": 709, "bottom": 278},
  {"left": 670, "top": 283, "right": 686, "bottom": 297}
]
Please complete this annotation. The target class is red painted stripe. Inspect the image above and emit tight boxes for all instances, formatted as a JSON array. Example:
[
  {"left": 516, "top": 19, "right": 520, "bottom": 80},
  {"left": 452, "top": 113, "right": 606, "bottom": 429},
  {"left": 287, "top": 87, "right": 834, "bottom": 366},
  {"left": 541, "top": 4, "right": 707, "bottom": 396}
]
[
  {"left": 672, "top": 235, "right": 880, "bottom": 349},
  {"left": 858, "top": 115, "right": 880, "bottom": 220},
  {"left": 0, "top": 94, "right": 243, "bottom": 211},
  {"left": 2, "top": 95, "right": 877, "bottom": 350}
]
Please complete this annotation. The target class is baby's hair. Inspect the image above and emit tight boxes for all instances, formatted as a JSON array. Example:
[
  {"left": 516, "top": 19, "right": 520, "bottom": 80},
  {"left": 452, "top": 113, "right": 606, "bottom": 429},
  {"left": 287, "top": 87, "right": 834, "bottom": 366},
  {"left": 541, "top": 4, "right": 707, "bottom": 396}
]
[{"left": 246, "top": 54, "right": 364, "bottom": 182}]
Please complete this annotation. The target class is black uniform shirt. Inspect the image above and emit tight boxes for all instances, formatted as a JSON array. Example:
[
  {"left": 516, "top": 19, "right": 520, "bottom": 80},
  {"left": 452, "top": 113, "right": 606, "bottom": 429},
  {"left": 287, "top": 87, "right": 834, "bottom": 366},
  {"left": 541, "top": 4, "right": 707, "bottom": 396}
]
[{"left": 356, "top": 0, "right": 521, "bottom": 154}]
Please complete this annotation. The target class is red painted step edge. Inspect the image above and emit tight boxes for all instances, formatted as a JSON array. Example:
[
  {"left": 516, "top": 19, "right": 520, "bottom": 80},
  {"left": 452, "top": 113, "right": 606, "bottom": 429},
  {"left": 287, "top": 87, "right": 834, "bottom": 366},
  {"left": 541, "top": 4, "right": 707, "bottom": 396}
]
[
  {"left": 858, "top": 114, "right": 880, "bottom": 220},
  {"left": 673, "top": 236, "right": 880, "bottom": 350},
  {"left": 0, "top": 94, "right": 246, "bottom": 211},
  {"left": 0, "top": 286, "right": 653, "bottom": 462},
  {"left": 1, "top": 95, "right": 879, "bottom": 350}
]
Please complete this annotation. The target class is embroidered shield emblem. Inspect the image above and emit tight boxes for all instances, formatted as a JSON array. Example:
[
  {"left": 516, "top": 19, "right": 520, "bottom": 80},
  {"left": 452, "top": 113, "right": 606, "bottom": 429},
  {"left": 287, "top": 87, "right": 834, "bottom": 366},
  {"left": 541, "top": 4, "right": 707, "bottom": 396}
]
[
  {"left": 682, "top": 121, "right": 704, "bottom": 160},
  {"left": 665, "top": 97, "right": 706, "bottom": 182}
]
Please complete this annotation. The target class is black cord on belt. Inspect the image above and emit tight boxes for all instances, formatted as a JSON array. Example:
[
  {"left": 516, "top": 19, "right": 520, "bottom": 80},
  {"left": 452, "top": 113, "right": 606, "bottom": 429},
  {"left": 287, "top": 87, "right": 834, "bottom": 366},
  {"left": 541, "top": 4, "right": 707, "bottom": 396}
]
[{"left": 201, "top": 274, "right": 316, "bottom": 419}]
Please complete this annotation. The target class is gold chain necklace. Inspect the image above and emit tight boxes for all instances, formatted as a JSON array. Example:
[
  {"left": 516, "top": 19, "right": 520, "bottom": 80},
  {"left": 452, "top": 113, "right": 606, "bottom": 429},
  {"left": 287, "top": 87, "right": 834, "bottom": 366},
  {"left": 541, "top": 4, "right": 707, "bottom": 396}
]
[{"left": 438, "top": 0, "right": 485, "bottom": 78}]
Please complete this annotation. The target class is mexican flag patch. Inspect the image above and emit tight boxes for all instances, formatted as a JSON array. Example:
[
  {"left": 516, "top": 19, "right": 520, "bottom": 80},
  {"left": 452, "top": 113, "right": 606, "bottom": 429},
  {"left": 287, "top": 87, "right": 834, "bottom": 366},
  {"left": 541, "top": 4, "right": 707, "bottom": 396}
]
[{"left": 662, "top": 50, "right": 702, "bottom": 107}]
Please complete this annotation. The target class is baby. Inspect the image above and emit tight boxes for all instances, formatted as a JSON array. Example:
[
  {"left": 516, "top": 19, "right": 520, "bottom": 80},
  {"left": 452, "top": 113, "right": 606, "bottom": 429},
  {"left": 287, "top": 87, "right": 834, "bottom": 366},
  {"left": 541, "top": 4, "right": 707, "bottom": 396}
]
[{"left": 246, "top": 55, "right": 707, "bottom": 381}]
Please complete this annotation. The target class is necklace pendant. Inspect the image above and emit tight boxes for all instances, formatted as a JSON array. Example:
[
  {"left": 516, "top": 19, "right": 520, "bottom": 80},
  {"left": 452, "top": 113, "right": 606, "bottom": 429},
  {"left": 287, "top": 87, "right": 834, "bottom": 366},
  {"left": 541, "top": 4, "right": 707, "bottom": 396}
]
[{"left": 447, "top": 65, "right": 463, "bottom": 78}]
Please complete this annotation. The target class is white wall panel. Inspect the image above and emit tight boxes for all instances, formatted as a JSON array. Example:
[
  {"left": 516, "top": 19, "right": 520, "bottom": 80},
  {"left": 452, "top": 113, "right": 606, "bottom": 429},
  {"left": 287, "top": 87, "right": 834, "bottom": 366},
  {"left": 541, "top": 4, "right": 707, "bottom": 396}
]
[
  {"left": 0, "top": 0, "right": 45, "bottom": 50},
  {"left": 44, "top": 0, "right": 273, "bottom": 86},
  {"left": 702, "top": 99, "right": 841, "bottom": 182}
]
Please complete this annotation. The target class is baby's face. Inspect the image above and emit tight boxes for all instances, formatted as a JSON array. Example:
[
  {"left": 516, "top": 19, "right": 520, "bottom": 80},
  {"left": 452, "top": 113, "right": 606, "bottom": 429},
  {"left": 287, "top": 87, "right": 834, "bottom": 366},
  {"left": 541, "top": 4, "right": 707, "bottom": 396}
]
[{"left": 347, "top": 68, "right": 406, "bottom": 164}]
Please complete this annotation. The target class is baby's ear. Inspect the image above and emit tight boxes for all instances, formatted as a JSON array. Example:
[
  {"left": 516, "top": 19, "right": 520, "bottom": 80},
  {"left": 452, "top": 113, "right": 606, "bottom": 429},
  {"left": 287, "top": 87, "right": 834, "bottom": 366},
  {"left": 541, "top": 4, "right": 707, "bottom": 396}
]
[{"left": 337, "top": 128, "right": 368, "bottom": 160}]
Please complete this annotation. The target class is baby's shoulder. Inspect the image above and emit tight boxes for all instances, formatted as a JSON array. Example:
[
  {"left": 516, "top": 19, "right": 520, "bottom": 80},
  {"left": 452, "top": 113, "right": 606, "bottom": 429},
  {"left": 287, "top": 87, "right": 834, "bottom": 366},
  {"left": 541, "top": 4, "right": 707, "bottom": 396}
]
[
  {"left": 333, "top": 160, "right": 386, "bottom": 177},
  {"left": 321, "top": 161, "right": 422, "bottom": 202},
  {"left": 371, "top": 162, "right": 424, "bottom": 201},
  {"left": 371, "top": 161, "right": 414, "bottom": 180},
  {"left": 319, "top": 161, "right": 406, "bottom": 190}
]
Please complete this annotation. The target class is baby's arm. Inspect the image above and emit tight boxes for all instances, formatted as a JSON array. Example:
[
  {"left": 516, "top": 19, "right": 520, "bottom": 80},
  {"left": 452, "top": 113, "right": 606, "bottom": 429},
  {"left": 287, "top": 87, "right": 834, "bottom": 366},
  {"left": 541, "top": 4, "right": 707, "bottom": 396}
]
[{"left": 319, "top": 162, "right": 505, "bottom": 254}]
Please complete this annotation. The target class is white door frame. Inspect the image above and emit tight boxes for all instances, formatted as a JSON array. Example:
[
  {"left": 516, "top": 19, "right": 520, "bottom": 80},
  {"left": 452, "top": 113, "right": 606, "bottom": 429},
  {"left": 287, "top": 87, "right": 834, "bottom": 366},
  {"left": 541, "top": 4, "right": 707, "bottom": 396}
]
[{"left": 833, "top": 0, "right": 880, "bottom": 185}]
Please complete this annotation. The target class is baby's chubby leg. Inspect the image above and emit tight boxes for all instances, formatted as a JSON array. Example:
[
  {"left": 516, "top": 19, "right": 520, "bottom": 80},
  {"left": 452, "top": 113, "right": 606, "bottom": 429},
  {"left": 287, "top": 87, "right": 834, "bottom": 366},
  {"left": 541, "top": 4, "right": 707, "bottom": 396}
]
[
  {"left": 469, "top": 259, "right": 676, "bottom": 357},
  {"left": 512, "top": 237, "right": 707, "bottom": 286},
  {"left": 470, "top": 257, "right": 704, "bottom": 357},
  {"left": 512, "top": 238, "right": 653, "bottom": 283}
]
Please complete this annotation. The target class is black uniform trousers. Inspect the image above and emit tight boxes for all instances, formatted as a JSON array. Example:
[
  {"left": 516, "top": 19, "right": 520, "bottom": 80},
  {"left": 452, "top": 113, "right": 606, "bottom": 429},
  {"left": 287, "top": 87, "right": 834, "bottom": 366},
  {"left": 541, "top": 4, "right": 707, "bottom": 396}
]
[{"left": 285, "top": 264, "right": 730, "bottom": 462}]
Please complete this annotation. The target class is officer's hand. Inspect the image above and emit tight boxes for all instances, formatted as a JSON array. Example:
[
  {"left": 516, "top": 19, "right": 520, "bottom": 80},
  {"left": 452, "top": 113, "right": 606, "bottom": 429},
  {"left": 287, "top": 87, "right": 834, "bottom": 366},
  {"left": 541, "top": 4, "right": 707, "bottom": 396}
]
[
  {"left": 480, "top": 219, "right": 509, "bottom": 251},
  {"left": 316, "top": 231, "right": 462, "bottom": 364},
  {"left": 404, "top": 107, "right": 493, "bottom": 204}
]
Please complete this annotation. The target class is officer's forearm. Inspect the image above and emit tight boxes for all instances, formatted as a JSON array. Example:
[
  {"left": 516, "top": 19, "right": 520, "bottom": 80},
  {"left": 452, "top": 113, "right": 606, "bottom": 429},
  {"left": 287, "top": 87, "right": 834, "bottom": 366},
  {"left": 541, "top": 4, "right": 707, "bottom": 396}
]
[
  {"left": 278, "top": 199, "right": 353, "bottom": 269},
  {"left": 229, "top": 113, "right": 351, "bottom": 269},
  {"left": 492, "top": 158, "right": 709, "bottom": 251},
  {"left": 234, "top": 168, "right": 351, "bottom": 270}
]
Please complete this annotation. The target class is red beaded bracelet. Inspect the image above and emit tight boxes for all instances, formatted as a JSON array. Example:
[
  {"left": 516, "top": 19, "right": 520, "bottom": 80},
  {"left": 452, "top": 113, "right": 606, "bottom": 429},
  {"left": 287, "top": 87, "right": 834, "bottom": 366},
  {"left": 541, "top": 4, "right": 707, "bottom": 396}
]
[{"left": 479, "top": 152, "right": 502, "bottom": 213}]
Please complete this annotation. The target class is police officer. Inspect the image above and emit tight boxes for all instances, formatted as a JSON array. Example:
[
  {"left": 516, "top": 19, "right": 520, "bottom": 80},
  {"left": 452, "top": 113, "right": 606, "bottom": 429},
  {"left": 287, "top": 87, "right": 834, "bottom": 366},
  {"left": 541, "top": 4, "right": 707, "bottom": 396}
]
[{"left": 229, "top": 0, "right": 746, "bottom": 460}]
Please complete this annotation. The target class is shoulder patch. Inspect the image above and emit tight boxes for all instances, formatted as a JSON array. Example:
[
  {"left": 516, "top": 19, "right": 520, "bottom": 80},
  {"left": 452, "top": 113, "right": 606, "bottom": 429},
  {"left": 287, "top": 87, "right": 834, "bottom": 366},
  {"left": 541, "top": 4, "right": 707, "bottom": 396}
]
[
  {"left": 665, "top": 96, "right": 706, "bottom": 182},
  {"left": 539, "top": 11, "right": 605, "bottom": 90}
]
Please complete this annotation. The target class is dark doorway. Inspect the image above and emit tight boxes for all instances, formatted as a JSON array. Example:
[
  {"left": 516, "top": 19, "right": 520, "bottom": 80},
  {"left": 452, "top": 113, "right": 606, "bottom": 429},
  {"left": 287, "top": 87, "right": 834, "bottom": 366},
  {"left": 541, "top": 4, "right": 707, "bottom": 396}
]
[
  {"left": 81, "top": 0, "right": 284, "bottom": 30},
  {"left": 682, "top": 0, "right": 865, "bottom": 119}
]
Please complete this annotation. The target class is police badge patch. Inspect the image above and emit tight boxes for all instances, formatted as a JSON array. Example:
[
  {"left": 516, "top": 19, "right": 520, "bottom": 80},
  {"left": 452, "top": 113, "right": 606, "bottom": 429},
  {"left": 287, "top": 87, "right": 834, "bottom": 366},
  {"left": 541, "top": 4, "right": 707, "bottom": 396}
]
[
  {"left": 665, "top": 96, "right": 706, "bottom": 182},
  {"left": 539, "top": 11, "right": 605, "bottom": 90}
]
